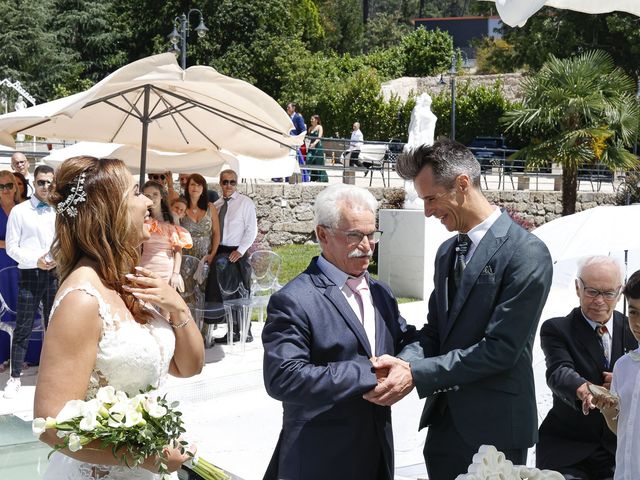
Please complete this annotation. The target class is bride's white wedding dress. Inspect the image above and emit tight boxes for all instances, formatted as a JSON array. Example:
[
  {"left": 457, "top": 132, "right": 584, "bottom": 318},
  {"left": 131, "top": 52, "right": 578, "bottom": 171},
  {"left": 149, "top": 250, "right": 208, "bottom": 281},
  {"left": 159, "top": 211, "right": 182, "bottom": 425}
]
[{"left": 43, "top": 283, "right": 176, "bottom": 480}]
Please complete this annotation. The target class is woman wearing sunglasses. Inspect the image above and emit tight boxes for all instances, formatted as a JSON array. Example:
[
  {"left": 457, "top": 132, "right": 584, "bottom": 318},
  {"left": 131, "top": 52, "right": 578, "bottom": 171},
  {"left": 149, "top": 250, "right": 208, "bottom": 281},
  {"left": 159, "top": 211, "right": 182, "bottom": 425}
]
[{"left": 0, "top": 171, "right": 20, "bottom": 371}]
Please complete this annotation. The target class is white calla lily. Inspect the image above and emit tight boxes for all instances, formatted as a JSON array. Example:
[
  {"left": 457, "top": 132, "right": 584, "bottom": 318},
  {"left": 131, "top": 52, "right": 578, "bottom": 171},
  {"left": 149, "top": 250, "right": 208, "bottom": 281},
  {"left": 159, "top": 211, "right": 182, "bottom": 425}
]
[
  {"left": 67, "top": 433, "right": 83, "bottom": 452},
  {"left": 56, "top": 400, "right": 86, "bottom": 423},
  {"left": 96, "top": 385, "right": 117, "bottom": 404}
]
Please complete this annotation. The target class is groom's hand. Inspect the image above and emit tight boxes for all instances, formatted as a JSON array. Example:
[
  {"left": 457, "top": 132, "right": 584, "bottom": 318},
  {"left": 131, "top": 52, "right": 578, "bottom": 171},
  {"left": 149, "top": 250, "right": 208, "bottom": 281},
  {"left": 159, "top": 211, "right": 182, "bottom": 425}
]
[{"left": 363, "top": 355, "right": 414, "bottom": 406}]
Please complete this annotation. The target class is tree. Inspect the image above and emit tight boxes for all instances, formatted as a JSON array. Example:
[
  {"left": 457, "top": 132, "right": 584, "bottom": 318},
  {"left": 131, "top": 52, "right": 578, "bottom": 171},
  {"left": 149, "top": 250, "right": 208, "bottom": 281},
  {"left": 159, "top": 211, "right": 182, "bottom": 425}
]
[
  {"left": 400, "top": 27, "right": 453, "bottom": 77},
  {"left": 503, "top": 51, "right": 639, "bottom": 215}
]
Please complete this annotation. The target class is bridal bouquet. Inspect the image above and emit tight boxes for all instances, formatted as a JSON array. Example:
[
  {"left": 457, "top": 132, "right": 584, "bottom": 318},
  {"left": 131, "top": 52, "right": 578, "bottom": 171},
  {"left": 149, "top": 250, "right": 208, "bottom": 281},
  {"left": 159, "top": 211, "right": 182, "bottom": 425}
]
[{"left": 32, "top": 386, "right": 228, "bottom": 480}]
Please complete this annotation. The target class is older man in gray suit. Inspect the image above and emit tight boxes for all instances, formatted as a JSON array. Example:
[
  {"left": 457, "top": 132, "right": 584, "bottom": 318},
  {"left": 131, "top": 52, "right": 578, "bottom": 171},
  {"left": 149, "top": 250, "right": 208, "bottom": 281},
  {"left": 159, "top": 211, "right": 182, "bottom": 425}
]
[{"left": 365, "top": 139, "right": 553, "bottom": 479}]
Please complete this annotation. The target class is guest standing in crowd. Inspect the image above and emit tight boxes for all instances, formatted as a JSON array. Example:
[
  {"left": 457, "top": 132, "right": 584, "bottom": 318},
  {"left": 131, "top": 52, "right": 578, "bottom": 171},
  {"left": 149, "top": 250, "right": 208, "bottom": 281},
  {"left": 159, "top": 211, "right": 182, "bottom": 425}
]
[
  {"left": 365, "top": 140, "right": 553, "bottom": 479},
  {"left": 34, "top": 156, "right": 203, "bottom": 478},
  {"left": 180, "top": 174, "right": 220, "bottom": 314},
  {"left": 140, "top": 181, "right": 192, "bottom": 289},
  {"left": 279, "top": 102, "right": 308, "bottom": 182},
  {"left": 537, "top": 256, "right": 637, "bottom": 479},
  {"left": 3, "top": 165, "right": 58, "bottom": 399},
  {"left": 263, "top": 184, "right": 415, "bottom": 480},
  {"left": 306, "top": 115, "right": 328, "bottom": 182},
  {"left": 212, "top": 169, "right": 257, "bottom": 342},
  {"left": 0, "top": 171, "right": 19, "bottom": 371},
  {"left": 13, "top": 171, "right": 29, "bottom": 202},
  {"left": 11, "top": 152, "right": 33, "bottom": 197},
  {"left": 171, "top": 196, "right": 188, "bottom": 222},
  {"left": 593, "top": 269, "right": 640, "bottom": 480}
]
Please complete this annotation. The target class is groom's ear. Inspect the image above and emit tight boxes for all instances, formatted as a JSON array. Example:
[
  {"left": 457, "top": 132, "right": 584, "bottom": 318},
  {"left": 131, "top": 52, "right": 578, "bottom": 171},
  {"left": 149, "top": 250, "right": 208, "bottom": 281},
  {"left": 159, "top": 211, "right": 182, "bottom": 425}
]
[{"left": 455, "top": 174, "right": 470, "bottom": 193}]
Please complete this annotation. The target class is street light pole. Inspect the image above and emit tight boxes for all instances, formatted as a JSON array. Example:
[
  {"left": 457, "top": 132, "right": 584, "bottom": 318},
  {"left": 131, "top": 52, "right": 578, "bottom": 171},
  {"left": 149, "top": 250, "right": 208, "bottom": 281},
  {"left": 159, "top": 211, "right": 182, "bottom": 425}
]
[
  {"left": 450, "top": 53, "right": 457, "bottom": 141},
  {"left": 168, "top": 9, "right": 208, "bottom": 70}
]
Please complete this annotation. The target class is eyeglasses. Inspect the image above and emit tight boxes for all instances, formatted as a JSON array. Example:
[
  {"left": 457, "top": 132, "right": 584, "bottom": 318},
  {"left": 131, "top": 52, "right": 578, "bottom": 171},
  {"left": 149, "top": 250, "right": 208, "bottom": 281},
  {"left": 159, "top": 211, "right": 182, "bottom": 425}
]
[
  {"left": 0, "top": 182, "right": 14, "bottom": 191},
  {"left": 221, "top": 179, "right": 237, "bottom": 186},
  {"left": 149, "top": 174, "right": 166, "bottom": 181},
  {"left": 36, "top": 180, "right": 53, "bottom": 187},
  {"left": 578, "top": 277, "right": 621, "bottom": 301},
  {"left": 325, "top": 227, "right": 383, "bottom": 244}
]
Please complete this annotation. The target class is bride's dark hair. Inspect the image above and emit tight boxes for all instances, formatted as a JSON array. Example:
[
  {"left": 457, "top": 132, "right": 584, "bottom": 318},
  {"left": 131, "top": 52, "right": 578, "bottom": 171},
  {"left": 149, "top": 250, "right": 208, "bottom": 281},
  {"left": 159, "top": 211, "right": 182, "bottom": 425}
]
[{"left": 50, "top": 156, "right": 151, "bottom": 322}]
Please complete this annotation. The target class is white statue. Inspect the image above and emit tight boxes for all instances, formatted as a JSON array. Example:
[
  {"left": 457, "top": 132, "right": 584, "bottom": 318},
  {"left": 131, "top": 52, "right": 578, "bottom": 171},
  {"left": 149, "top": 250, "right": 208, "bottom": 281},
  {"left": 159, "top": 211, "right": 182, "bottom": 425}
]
[
  {"left": 404, "top": 92, "right": 438, "bottom": 209},
  {"left": 14, "top": 95, "right": 26, "bottom": 111}
]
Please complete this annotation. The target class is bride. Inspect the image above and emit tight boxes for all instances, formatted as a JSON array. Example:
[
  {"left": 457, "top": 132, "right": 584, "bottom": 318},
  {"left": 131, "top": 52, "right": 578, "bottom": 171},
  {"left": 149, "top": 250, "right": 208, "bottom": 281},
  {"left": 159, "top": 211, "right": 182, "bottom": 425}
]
[{"left": 34, "top": 156, "right": 205, "bottom": 479}]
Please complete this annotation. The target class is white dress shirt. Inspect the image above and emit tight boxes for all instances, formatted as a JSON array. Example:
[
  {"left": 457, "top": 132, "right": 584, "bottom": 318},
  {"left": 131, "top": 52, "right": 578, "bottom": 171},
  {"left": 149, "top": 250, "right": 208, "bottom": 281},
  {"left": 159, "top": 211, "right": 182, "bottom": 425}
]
[
  {"left": 5, "top": 195, "right": 56, "bottom": 269},
  {"left": 317, "top": 255, "right": 376, "bottom": 352},
  {"left": 214, "top": 191, "right": 257, "bottom": 255},
  {"left": 465, "top": 206, "right": 502, "bottom": 261},
  {"left": 349, "top": 129, "right": 364, "bottom": 151},
  {"left": 611, "top": 348, "right": 640, "bottom": 479}
]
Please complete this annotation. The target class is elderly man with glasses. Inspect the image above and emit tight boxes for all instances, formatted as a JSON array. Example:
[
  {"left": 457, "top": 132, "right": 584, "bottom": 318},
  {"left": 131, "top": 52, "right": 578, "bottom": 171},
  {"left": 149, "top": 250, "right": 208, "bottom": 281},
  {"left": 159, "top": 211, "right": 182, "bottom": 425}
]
[
  {"left": 536, "top": 255, "right": 638, "bottom": 479},
  {"left": 3, "top": 164, "right": 57, "bottom": 399},
  {"left": 262, "top": 184, "right": 415, "bottom": 480}
]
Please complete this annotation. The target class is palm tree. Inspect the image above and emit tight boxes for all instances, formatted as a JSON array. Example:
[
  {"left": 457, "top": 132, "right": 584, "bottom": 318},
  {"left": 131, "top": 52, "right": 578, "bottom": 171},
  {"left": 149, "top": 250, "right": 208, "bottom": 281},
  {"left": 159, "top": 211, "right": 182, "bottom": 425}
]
[{"left": 502, "top": 50, "right": 639, "bottom": 215}]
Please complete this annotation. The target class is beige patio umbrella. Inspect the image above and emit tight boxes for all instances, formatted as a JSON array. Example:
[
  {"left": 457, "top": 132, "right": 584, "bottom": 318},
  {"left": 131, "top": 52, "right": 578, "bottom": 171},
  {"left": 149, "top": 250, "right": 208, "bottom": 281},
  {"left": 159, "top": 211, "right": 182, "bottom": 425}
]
[
  {"left": 485, "top": 0, "right": 640, "bottom": 27},
  {"left": 42, "top": 141, "right": 298, "bottom": 179},
  {"left": 0, "top": 53, "right": 302, "bottom": 178}
]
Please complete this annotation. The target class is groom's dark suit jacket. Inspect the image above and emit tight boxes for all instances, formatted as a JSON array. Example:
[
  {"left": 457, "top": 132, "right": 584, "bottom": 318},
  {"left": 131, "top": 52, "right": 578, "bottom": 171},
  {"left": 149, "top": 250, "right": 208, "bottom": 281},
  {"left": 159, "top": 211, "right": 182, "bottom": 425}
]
[
  {"left": 400, "top": 211, "right": 553, "bottom": 452},
  {"left": 262, "top": 258, "right": 415, "bottom": 480},
  {"left": 536, "top": 307, "right": 638, "bottom": 470}
]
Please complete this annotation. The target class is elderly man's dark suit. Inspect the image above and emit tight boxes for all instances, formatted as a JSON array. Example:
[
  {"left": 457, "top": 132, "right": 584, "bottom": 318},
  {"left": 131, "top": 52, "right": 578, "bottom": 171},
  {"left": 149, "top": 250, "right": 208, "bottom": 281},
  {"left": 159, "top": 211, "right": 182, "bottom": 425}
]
[
  {"left": 399, "top": 211, "right": 553, "bottom": 479},
  {"left": 536, "top": 307, "right": 638, "bottom": 474},
  {"left": 262, "top": 257, "right": 415, "bottom": 480}
]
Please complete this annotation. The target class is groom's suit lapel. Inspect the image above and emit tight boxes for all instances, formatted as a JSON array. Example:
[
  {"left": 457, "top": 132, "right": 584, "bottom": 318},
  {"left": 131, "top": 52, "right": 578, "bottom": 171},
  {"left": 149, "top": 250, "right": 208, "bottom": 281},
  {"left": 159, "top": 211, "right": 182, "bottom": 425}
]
[{"left": 442, "top": 212, "right": 510, "bottom": 342}]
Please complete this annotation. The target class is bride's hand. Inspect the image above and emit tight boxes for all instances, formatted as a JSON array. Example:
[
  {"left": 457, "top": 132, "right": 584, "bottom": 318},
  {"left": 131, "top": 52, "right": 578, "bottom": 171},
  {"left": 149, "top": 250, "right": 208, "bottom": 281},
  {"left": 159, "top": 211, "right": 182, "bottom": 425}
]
[
  {"left": 143, "top": 442, "right": 194, "bottom": 473},
  {"left": 123, "top": 266, "right": 189, "bottom": 315}
]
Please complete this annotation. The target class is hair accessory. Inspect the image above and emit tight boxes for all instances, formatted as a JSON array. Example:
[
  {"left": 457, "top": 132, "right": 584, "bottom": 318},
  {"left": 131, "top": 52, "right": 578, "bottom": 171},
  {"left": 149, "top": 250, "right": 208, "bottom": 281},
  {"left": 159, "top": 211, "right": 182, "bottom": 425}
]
[{"left": 57, "top": 172, "right": 87, "bottom": 217}]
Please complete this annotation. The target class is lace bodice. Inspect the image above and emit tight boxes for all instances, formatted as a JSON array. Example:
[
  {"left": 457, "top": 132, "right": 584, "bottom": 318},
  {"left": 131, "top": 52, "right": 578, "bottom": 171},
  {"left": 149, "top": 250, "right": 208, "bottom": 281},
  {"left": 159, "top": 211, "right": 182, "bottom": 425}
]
[{"left": 44, "top": 283, "right": 176, "bottom": 480}]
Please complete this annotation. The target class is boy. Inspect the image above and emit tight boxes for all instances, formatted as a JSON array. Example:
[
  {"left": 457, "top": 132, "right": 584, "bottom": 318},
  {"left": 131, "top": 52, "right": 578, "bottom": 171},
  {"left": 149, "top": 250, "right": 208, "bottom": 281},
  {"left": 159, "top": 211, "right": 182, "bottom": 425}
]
[{"left": 592, "top": 269, "right": 640, "bottom": 479}]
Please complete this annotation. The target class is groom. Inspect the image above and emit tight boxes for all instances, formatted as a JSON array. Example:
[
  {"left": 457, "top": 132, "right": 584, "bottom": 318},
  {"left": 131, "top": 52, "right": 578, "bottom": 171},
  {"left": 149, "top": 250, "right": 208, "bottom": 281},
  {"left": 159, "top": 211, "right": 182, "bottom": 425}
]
[{"left": 365, "top": 140, "right": 553, "bottom": 479}]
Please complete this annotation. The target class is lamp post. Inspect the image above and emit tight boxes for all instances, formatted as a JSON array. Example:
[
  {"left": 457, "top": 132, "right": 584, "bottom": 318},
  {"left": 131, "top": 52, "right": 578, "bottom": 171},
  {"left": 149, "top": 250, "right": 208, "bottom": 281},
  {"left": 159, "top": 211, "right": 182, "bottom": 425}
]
[
  {"left": 168, "top": 9, "right": 209, "bottom": 70},
  {"left": 449, "top": 53, "right": 458, "bottom": 141}
]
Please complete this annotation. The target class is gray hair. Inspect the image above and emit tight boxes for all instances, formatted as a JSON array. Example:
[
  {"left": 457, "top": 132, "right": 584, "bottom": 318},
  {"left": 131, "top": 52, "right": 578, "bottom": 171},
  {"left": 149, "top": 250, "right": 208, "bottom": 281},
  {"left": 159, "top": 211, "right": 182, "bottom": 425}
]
[
  {"left": 219, "top": 169, "right": 238, "bottom": 180},
  {"left": 577, "top": 255, "right": 625, "bottom": 283},
  {"left": 396, "top": 139, "right": 481, "bottom": 189},
  {"left": 314, "top": 184, "right": 378, "bottom": 229}
]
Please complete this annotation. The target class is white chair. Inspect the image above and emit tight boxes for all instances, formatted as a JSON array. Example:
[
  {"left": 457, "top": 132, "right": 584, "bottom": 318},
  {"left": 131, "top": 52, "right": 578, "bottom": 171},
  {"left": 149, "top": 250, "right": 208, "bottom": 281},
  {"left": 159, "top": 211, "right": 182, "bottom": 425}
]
[
  {"left": 456, "top": 445, "right": 563, "bottom": 480},
  {"left": 248, "top": 250, "right": 282, "bottom": 323},
  {"left": 359, "top": 144, "right": 389, "bottom": 186}
]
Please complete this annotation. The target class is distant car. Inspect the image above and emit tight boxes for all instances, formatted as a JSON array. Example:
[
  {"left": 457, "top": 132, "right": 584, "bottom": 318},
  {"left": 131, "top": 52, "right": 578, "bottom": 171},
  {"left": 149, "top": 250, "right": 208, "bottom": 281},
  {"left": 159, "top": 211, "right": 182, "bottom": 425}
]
[{"left": 467, "top": 136, "right": 523, "bottom": 174}]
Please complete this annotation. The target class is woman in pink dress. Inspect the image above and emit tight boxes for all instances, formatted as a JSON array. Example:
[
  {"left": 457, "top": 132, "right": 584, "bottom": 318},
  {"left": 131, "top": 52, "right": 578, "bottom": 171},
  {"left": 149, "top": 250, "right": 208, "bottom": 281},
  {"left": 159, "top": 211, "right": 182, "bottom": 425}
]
[{"left": 140, "top": 181, "right": 192, "bottom": 289}]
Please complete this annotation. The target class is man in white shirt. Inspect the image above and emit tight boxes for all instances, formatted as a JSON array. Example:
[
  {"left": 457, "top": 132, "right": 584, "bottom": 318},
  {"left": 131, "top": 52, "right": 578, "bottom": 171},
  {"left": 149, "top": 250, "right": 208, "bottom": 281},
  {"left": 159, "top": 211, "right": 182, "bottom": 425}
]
[
  {"left": 3, "top": 165, "right": 57, "bottom": 399},
  {"left": 341, "top": 122, "right": 364, "bottom": 165},
  {"left": 211, "top": 169, "right": 257, "bottom": 342},
  {"left": 11, "top": 152, "right": 33, "bottom": 197}
]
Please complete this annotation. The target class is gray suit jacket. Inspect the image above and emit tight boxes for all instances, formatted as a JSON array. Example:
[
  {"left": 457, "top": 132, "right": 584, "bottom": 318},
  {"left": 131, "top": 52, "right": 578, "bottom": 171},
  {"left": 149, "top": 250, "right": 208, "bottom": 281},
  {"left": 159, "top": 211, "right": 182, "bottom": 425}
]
[{"left": 400, "top": 211, "right": 553, "bottom": 451}]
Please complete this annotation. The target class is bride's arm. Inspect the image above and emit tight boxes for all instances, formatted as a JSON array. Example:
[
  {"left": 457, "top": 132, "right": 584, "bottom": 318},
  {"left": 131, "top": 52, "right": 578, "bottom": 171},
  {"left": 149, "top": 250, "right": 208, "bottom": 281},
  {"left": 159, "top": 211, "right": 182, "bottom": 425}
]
[
  {"left": 124, "top": 266, "right": 205, "bottom": 377},
  {"left": 33, "top": 290, "right": 190, "bottom": 472}
]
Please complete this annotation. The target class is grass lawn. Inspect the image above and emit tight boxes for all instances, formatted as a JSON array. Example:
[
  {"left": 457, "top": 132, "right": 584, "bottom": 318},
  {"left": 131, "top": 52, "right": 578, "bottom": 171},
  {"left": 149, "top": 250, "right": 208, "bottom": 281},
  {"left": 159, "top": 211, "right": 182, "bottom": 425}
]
[{"left": 273, "top": 244, "right": 418, "bottom": 304}]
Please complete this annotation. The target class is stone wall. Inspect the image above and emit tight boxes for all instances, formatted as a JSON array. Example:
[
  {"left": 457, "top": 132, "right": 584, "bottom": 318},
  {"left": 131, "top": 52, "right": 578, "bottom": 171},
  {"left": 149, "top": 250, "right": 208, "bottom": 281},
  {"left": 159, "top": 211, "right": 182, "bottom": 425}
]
[
  {"left": 381, "top": 73, "right": 524, "bottom": 102},
  {"left": 232, "top": 184, "right": 616, "bottom": 247}
]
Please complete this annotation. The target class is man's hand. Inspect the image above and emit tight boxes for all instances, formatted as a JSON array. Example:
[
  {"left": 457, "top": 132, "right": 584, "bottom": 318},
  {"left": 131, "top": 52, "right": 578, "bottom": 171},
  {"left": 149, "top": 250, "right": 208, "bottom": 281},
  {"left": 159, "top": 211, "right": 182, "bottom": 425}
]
[
  {"left": 37, "top": 255, "right": 56, "bottom": 270},
  {"left": 576, "top": 382, "right": 595, "bottom": 415},
  {"left": 602, "top": 371, "right": 612, "bottom": 390},
  {"left": 363, "top": 355, "right": 414, "bottom": 406},
  {"left": 165, "top": 171, "right": 174, "bottom": 190},
  {"left": 228, "top": 250, "right": 242, "bottom": 263}
]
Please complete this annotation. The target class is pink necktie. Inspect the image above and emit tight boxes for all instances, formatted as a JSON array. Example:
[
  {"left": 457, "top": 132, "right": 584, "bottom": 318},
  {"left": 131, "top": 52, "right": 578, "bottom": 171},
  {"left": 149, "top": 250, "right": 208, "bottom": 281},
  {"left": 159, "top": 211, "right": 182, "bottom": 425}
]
[{"left": 346, "top": 276, "right": 369, "bottom": 324}]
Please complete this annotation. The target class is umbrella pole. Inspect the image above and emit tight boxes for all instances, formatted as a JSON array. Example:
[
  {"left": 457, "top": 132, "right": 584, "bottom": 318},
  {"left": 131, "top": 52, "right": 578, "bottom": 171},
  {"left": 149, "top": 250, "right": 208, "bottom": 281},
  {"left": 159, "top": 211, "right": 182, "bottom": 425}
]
[{"left": 139, "top": 85, "right": 151, "bottom": 181}]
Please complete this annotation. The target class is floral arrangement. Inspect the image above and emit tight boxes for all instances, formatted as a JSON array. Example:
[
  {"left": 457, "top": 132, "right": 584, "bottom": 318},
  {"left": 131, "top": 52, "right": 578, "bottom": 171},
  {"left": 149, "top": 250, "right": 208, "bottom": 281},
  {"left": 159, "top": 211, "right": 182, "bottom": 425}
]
[{"left": 32, "top": 386, "right": 228, "bottom": 480}]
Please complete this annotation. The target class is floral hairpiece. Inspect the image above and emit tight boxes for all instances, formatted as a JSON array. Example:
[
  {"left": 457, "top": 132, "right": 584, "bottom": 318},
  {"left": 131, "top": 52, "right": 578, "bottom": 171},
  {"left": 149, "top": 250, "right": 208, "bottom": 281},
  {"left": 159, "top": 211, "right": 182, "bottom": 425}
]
[{"left": 57, "top": 172, "right": 87, "bottom": 217}]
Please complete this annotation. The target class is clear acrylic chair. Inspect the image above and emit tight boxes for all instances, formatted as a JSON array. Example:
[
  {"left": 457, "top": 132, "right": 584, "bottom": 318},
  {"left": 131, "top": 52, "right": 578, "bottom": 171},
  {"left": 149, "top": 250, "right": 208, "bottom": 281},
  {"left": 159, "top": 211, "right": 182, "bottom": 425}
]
[
  {"left": 248, "top": 250, "right": 282, "bottom": 323},
  {"left": 216, "top": 257, "right": 251, "bottom": 352}
]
